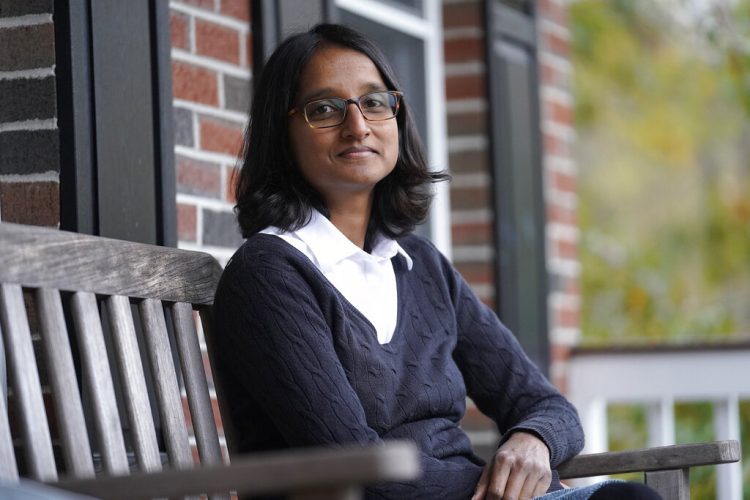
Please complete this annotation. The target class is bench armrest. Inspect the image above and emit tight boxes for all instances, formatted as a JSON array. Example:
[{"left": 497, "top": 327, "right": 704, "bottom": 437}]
[
  {"left": 557, "top": 439, "right": 740, "bottom": 479},
  {"left": 50, "top": 441, "right": 420, "bottom": 500}
]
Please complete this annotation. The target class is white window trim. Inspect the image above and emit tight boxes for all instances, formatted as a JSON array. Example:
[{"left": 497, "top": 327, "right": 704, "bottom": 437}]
[{"left": 335, "top": 0, "right": 452, "bottom": 259}]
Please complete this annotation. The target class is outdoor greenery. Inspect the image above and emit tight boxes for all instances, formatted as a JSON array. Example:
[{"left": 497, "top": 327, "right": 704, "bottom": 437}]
[
  {"left": 570, "top": 0, "right": 750, "bottom": 345},
  {"left": 569, "top": 1, "right": 750, "bottom": 497}
]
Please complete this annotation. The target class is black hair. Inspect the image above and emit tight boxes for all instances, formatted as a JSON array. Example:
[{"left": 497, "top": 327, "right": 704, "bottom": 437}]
[{"left": 233, "top": 23, "right": 448, "bottom": 244}]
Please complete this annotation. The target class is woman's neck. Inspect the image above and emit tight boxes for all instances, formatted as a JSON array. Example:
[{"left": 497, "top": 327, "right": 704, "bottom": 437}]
[{"left": 326, "top": 193, "right": 373, "bottom": 249}]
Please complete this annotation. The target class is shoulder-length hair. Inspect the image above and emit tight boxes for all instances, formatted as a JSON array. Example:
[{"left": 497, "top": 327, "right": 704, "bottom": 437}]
[{"left": 234, "top": 23, "right": 448, "bottom": 243}]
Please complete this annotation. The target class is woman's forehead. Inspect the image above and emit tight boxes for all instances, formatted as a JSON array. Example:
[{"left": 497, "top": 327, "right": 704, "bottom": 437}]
[{"left": 295, "top": 45, "right": 386, "bottom": 101}]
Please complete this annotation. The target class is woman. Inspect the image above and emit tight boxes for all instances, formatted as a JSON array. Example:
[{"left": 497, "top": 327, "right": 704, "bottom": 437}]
[{"left": 214, "top": 24, "right": 659, "bottom": 500}]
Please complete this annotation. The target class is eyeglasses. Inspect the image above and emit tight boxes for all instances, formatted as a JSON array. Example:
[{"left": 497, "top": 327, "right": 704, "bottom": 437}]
[{"left": 289, "top": 90, "right": 403, "bottom": 129}]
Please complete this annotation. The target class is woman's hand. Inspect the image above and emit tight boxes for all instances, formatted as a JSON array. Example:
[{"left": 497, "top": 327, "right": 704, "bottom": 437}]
[{"left": 471, "top": 431, "right": 552, "bottom": 500}]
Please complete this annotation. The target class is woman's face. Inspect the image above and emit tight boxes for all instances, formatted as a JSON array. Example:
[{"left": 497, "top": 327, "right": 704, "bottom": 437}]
[{"left": 288, "top": 45, "right": 399, "bottom": 206}]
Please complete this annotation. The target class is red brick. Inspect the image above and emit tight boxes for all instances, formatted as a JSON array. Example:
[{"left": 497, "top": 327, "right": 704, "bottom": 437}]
[
  {"left": 540, "top": 60, "right": 568, "bottom": 89},
  {"left": 442, "top": 2, "right": 482, "bottom": 29},
  {"left": 178, "top": 0, "right": 215, "bottom": 11},
  {"left": 446, "top": 110, "right": 487, "bottom": 136},
  {"left": 452, "top": 221, "right": 493, "bottom": 247},
  {"left": 553, "top": 237, "right": 577, "bottom": 260},
  {"left": 455, "top": 261, "right": 493, "bottom": 285},
  {"left": 199, "top": 116, "right": 244, "bottom": 156},
  {"left": 554, "top": 303, "right": 579, "bottom": 328},
  {"left": 450, "top": 185, "right": 490, "bottom": 211},
  {"left": 444, "top": 37, "right": 484, "bottom": 63},
  {"left": 537, "top": 0, "right": 568, "bottom": 27},
  {"left": 448, "top": 150, "right": 489, "bottom": 175},
  {"left": 170, "top": 11, "right": 189, "bottom": 50},
  {"left": 195, "top": 19, "right": 240, "bottom": 65},
  {"left": 0, "top": 181, "right": 59, "bottom": 226},
  {"left": 546, "top": 202, "right": 577, "bottom": 226},
  {"left": 543, "top": 30, "right": 569, "bottom": 57},
  {"left": 543, "top": 132, "right": 569, "bottom": 157},
  {"left": 177, "top": 202, "right": 197, "bottom": 242},
  {"left": 547, "top": 100, "right": 572, "bottom": 125},
  {"left": 446, "top": 74, "right": 485, "bottom": 100},
  {"left": 551, "top": 343, "right": 572, "bottom": 362},
  {"left": 172, "top": 61, "right": 218, "bottom": 106},
  {"left": 220, "top": 0, "right": 251, "bottom": 22},
  {"left": 177, "top": 155, "right": 222, "bottom": 197},
  {"left": 551, "top": 169, "right": 575, "bottom": 192}
]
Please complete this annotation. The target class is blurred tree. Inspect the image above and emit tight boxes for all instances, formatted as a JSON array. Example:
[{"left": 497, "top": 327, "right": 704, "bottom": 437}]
[{"left": 570, "top": 0, "right": 750, "bottom": 345}]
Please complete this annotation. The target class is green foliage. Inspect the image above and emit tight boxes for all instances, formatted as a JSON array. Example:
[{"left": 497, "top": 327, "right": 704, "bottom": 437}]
[{"left": 570, "top": 0, "right": 750, "bottom": 346}]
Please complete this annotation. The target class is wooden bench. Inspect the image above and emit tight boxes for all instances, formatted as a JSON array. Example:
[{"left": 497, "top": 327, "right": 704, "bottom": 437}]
[{"left": 0, "top": 222, "right": 740, "bottom": 499}]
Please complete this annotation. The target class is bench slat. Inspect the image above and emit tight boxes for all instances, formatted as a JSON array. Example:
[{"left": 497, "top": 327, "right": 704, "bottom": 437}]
[
  {"left": 0, "top": 223, "right": 222, "bottom": 305},
  {"left": 557, "top": 440, "right": 741, "bottom": 479},
  {"left": 106, "top": 295, "right": 162, "bottom": 472},
  {"left": 139, "top": 299, "right": 193, "bottom": 469},
  {"left": 36, "top": 288, "right": 95, "bottom": 477},
  {"left": 0, "top": 284, "right": 57, "bottom": 481},
  {"left": 0, "top": 320, "right": 19, "bottom": 481},
  {"left": 71, "top": 291, "right": 129, "bottom": 475},
  {"left": 172, "top": 302, "right": 223, "bottom": 466}
]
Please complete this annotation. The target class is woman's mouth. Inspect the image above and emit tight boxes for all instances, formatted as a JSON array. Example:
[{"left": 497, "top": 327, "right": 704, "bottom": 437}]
[{"left": 338, "top": 146, "right": 376, "bottom": 159}]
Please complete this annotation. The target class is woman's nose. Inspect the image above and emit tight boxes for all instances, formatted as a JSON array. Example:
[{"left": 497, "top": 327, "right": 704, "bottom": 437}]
[{"left": 340, "top": 102, "right": 371, "bottom": 139}]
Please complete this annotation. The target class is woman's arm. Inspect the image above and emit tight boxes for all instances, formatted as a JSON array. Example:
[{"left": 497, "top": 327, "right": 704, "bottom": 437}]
[{"left": 448, "top": 264, "right": 584, "bottom": 467}]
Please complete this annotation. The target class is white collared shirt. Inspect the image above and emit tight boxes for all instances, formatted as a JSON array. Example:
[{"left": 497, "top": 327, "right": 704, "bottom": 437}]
[{"left": 260, "top": 210, "right": 413, "bottom": 344}]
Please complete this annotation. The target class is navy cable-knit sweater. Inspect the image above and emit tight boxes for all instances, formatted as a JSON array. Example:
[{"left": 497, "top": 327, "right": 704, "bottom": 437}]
[{"left": 213, "top": 233, "right": 584, "bottom": 499}]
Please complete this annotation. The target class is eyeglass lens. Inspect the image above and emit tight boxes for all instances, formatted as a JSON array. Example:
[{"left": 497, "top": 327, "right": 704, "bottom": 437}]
[{"left": 304, "top": 91, "right": 400, "bottom": 128}]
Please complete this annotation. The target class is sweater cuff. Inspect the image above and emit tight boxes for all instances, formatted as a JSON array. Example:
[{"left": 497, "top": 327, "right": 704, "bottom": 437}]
[{"left": 500, "top": 423, "right": 564, "bottom": 467}]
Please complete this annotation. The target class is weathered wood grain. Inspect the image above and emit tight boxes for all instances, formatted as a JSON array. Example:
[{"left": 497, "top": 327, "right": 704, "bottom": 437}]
[
  {"left": 106, "top": 295, "right": 162, "bottom": 473},
  {"left": 0, "top": 222, "right": 223, "bottom": 305},
  {"left": 171, "top": 302, "right": 223, "bottom": 466},
  {"left": 646, "top": 469, "right": 690, "bottom": 500},
  {"left": 0, "top": 318, "right": 19, "bottom": 481},
  {"left": 70, "top": 291, "right": 129, "bottom": 475},
  {"left": 0, "top": 284, "right": 57, "bottom": 481},
  {"left": 36, "top": 288, "right": 95, "bottom": 477},
  {"left": 557, "top": 440, "right": 740, "bottom": 479},
  {"left": 139, "top": 298, "right": 193, "bottom": 469},
  {"left": 51, "top": 441, "right": 419, "bottom": 500}
]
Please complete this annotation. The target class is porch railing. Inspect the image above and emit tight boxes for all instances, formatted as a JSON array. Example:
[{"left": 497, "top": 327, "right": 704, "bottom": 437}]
[{"left": 567, "top": 342, "right": 750, "bottom": 499}]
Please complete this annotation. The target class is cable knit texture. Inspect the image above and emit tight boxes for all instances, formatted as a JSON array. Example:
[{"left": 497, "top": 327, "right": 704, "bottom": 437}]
[{"left": 213, "top": 233, "right": 585, "bottom": 499}]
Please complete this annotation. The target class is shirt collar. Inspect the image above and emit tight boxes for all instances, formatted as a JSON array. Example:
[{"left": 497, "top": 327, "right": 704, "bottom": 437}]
[{"left": 295, "top": 210, "right": 413, "bottom": 272}]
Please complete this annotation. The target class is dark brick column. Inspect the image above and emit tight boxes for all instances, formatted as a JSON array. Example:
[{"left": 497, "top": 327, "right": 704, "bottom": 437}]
[{"left": 0, "top": 0, "right": 60, "bottom": 227}]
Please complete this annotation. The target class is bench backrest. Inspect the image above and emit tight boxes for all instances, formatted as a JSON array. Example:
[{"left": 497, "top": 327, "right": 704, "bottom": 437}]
[{"left": 0, "top": 222, "right": 227, "bottom": 483}]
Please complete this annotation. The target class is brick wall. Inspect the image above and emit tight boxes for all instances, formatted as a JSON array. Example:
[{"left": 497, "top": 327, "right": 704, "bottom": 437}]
[
  {"left": 442, "top": 0, "right": 579, "bottom": 458},
  {"left": 536, "top": 0, "right": 579, "bottom": 393},
  {"left": 0, "top": 0, "right": 59, "bottom": 227},
  {"left": 170, "top": 0, "right": 251, "bottom": 265}
]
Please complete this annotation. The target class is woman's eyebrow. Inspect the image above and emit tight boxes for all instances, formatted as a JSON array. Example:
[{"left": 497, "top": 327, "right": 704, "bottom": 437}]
[{"left": 300, "top": 83, "right": 388, "bottom": 102}]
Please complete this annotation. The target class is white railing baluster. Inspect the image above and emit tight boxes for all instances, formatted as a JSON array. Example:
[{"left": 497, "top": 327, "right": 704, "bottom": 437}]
[
  {"left": 714, "top": 395, "right": 742, "bottom": 500},
  {"left": 647, "top": 397, "right": 675, "bottom": 448}
]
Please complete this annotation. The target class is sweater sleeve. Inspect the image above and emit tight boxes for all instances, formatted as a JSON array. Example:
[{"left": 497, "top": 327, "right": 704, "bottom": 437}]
[{"left": 443, "top": 256, "right": 585, "bottom": 467}]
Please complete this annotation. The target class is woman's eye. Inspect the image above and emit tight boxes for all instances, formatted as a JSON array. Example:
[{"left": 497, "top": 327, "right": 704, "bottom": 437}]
[
  {"left": 363, "top": 97, "right": 385, "bottom": 109},
  {"left": 309, "top": 103, "right": 336, "bottom": 116}
]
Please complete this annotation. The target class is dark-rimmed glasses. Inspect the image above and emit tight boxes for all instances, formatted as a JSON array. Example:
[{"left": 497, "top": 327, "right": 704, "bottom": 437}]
[{"left": 289, "top": 91, "right": 403, "bottom": 129}]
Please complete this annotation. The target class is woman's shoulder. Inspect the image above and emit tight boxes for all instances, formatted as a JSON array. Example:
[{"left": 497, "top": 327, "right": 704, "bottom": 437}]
[
  {"left": 221, "top": 233, "right": 314, "bottom": 283},
  {"left": 397, "top": 233, "right": 451, "bottom": 270}
]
